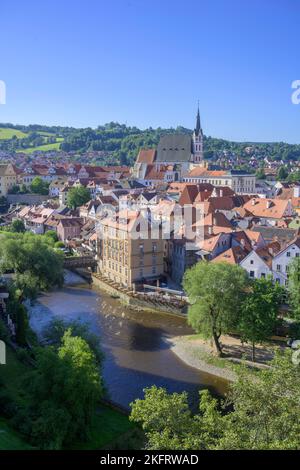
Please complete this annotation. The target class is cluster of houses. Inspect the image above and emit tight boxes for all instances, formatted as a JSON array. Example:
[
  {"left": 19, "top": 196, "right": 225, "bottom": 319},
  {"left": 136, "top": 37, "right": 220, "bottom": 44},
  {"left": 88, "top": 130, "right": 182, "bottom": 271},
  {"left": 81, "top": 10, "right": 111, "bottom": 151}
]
[{"left": 1, "top": 110, "right": 300, "bottom": 294}]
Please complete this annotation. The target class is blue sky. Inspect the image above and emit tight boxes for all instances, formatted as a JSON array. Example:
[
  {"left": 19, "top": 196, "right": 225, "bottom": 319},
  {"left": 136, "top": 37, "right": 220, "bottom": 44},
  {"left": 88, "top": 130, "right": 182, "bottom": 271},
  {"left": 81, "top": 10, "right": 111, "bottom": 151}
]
[{"left": 0, "top": 0, "right": 300, "bottom": 143}]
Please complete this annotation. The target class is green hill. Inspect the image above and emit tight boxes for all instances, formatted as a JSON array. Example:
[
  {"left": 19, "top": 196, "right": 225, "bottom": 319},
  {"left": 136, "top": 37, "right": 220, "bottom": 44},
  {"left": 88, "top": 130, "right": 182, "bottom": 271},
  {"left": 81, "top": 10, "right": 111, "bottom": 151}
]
[
  {"left": 0, "top": 122, "right": 300, "bottom": 166},
  {"left": 0, "top": 128, "right": 27, "bottom": 140}
]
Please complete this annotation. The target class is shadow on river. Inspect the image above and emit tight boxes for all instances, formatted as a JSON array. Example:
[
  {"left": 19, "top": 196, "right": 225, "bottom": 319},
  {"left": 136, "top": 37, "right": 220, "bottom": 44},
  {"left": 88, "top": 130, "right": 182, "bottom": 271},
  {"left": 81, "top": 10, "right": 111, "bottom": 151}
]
[{"left": 28, "top": 272, "right": 229, "bottom": 410}]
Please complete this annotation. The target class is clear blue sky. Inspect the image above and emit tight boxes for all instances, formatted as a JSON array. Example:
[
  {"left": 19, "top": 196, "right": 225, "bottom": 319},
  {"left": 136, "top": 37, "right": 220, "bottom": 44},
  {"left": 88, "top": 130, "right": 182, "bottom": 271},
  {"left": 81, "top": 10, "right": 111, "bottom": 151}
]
[{"left": 1, "top": 0, "right": 300, "bottom": 143}]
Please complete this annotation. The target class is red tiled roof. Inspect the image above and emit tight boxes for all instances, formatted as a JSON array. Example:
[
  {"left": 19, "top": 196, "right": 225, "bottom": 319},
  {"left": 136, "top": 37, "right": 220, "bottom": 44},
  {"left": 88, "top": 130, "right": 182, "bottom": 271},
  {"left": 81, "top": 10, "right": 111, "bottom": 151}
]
[{"left": 136, "top": 149, "right": 156, "bottom": 164}]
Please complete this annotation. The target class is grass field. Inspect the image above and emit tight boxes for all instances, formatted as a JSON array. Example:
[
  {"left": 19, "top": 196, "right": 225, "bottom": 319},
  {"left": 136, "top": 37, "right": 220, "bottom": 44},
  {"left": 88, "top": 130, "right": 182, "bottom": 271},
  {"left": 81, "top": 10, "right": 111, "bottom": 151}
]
[
  {"left": 1, "top": 347, "right": 30, "bottom": 404},
  {"left": 0, "top": 128, "right": 28, "bottom": 140},
  {"left": 70, "top": 406, "right": 138, "bottom": 450},
  {"left": 16, "top": 140, "right": 63, "bottom": 154}
]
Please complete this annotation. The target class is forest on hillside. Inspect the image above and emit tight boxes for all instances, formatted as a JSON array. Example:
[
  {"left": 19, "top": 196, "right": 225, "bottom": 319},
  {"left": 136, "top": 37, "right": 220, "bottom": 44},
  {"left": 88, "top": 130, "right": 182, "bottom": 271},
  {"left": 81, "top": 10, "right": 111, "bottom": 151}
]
[{"left": 1, "top": 122, "right": 300, "bottom": 166}]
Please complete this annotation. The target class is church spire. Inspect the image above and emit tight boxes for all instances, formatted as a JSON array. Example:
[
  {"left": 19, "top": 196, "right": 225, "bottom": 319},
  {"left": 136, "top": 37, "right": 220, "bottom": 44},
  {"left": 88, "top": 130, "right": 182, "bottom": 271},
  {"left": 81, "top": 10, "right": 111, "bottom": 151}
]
[{"left": 195, "top": 102, "right": 201, "bottom": 136}]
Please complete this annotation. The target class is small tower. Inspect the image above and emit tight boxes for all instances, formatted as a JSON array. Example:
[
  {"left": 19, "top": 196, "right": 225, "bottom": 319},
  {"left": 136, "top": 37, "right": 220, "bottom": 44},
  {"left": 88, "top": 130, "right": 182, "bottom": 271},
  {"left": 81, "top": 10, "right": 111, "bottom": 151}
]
[{"left": 192, "top": 104, "right": 204, "bottom": 163}]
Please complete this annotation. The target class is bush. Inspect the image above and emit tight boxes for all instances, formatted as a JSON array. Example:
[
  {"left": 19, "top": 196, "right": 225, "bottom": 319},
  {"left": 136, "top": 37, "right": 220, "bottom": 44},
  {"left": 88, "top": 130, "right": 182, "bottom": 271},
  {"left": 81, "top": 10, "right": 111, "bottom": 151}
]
[
  {"left": 0, "top": 318, "right": 9, "bottom": 342},
  {"left": 0, "top": 388, "right": 17, "bottom": 418}
]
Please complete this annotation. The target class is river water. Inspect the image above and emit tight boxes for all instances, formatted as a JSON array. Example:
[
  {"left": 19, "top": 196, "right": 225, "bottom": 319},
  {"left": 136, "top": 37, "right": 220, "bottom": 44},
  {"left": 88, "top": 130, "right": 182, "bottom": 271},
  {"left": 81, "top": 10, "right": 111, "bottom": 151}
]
[{"left": 28, "top": 272, "right": 228, "bottom": 410}]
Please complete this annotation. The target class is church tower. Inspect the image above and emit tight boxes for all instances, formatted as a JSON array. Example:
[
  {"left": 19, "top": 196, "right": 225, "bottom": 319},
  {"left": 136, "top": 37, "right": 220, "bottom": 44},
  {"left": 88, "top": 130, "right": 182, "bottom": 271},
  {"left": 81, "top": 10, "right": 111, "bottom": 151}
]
[{"left": 192, "top": 105, "right": 204, "bottom": 163}]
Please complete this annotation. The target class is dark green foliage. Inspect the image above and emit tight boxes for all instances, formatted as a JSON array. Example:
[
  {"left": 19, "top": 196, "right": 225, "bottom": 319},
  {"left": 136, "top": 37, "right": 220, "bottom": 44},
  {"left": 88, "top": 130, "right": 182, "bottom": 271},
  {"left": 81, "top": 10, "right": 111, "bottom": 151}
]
[
  {"left": 0, "top": 231, "right": 64, "bottom": 299},
  {"left": 288, "top": 257, "right": 300, "bottom": 319},
  {"left": 43, "top": 318, "right": 103, "bottom": 365},
  {"left": 22, "top": 332, "right": 104, "bottom": 449},
  {"left": 130, "top": 351, "right": 300, "bottom": 450},
  {"left": 238, "top": 277, "right": 284, "bottom": 361},
  {"left": 30, "top": 177, "right": 49, "bottom": 195},
  {"left": 183, "top": 261, "right": 249, "bottom": 356},
  {"left": 67, "top": 185, "right": 91, "bottom": 209},
  {"left": 10, "top": 219, "right": 26, "bottom": 233}
]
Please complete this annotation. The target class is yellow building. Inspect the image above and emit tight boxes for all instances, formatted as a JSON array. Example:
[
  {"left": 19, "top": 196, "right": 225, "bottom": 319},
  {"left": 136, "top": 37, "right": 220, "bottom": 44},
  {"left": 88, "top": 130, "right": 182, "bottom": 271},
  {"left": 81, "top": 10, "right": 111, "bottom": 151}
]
[
  {"left": 98, "top": 210, "right": 164, "bottom": 288},
  {"left": 0, "top": 164, "right": 17, "bottom": 196}
]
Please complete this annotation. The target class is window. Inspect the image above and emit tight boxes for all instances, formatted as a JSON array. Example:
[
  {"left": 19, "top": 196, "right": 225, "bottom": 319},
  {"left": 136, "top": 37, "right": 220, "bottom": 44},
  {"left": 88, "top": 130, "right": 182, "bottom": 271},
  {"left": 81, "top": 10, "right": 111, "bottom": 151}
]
[
  {"left": 250, "top": 260, "right": 254, "bottom": 265},
  {"left": 276, "top": 264, "right": 281, "bottom": 272},
  {"left": 261, "top": 273, "right": 266, "bottom": 278},
  {"left": 287, "top": 252, "right": 291, "bottom": 257},
  {"left": 249, "top": 270, "right": 255, "bottom": 278}
]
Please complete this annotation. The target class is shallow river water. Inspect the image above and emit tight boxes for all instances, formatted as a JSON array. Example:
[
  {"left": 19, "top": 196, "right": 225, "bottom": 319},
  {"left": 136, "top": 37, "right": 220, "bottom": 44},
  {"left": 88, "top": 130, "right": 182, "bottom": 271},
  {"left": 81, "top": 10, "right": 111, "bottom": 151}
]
[{"left": 28, "top": 272, "right": 229, "bottom": 409}]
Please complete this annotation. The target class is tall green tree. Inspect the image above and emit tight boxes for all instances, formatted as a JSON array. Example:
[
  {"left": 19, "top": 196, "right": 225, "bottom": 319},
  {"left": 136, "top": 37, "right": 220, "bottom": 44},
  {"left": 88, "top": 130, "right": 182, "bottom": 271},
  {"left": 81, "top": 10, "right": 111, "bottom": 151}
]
[
  {"left": 183, "top": 261, "right": 249, "bottom": 356},
  {"left": 10, "top": 219, "right": 26, "bottom": 233},
  {"left": 23, "top": 331, "right": 103, "bottom": 449},
  {"left": 0, "top": 232, "right": 64, "bottom": 299},
  {"left": 30, "top": 176, "right": 49, "bottom": 195},
  {"left": 130, "top": 351, "right": 300, "bottom": 450},
  {"left": 288, "top": 256, "right": 300, "bottom": 319},
  {"left": 238, "top": 277, "right": 284, "bottom": 361},
  {"left": 67, "top": 185, "right": 91, "bottom": 209},
  {"left": 130, "top": 386, "right": 222, "bottom": 450}
]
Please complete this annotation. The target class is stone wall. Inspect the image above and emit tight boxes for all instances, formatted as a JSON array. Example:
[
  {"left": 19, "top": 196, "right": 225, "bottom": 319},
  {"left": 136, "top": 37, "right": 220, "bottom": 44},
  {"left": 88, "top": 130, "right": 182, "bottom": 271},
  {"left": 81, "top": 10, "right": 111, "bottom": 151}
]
[
  {"left": 7, "top": 194, "right": 49, "bottom": 205},
  {"left": 92, "top": 274, "right": 186, "bottom": 318}
]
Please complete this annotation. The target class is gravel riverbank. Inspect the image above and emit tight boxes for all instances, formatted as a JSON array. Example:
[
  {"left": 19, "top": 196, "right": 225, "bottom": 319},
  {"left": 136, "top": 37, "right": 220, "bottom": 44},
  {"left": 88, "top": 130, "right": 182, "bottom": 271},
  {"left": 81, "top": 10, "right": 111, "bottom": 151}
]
[{"left": 169, "top": 335, "right": 237, "bottom": 382}]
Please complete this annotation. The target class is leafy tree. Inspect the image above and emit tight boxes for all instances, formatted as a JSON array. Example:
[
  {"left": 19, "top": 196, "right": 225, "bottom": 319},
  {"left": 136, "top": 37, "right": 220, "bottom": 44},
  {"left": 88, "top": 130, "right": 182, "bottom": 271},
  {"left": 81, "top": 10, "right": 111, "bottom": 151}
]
[
  {"left": 67, "top": 185, "right": 91, "bottom": 209},
  {"left": 277, "top": 166, "right": 289, "bottom": 181},
  {"left": 23, "top": 331, "right": 103, "bottom": 449},
  {"left": 42, "top": 318, "right": 103, "bottom": 365},
  {"left": 219, "top": 352, "right": 300, "bottom": 450},
  {"left": 255, "top": 168, "right": 266, "bottom": 180},
  {"left": 10, "top": 219, "right": 26, "bottom": 233},
  {"left": 288, "top": 257, "right": 300, "bottom": 319},
  {"left": 30, "top": 177, "right": 49, "bottom": 195},
  {"left": 183, "top": 261, "right": 249, "bottom": 356},
  {"left": 44, "top": 230, "right": 58, "bottom": 243},
  {"left": 238, "top": 277, "right": 284, "bottom": 361},
  {"left": 130, "top": 386, "right": 222, "bottom": 450},
  {"left": 54, "top": 241, "right": 65, "bottom": 249},
  {"left": 0, "top": 232, "right": 64, "bottom": 299},
  {"left": 130, "top": 351, "right": 300, "bottom": 450}
]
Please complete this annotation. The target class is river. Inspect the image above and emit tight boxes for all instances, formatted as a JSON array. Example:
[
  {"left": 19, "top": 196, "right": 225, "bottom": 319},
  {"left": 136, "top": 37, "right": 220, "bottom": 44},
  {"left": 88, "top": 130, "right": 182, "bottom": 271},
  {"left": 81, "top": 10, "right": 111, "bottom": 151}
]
[{"left": 28, "top": 271, "right": 229, "bottom": 410}]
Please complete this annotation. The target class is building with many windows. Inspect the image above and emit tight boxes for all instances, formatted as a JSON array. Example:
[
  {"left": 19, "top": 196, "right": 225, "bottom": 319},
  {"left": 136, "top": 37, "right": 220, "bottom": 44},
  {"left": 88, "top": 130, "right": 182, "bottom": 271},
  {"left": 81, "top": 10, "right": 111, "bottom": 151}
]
[{"left": 97, "top": 210, "right": 164, "bottom": 287}]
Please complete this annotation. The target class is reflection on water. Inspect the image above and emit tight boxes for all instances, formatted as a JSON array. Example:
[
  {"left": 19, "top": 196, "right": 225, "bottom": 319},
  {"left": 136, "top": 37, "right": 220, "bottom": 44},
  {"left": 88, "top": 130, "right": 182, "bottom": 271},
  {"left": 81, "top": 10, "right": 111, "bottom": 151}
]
[{"left": 29, "top": 281, "right": 229, "bottom": 409}]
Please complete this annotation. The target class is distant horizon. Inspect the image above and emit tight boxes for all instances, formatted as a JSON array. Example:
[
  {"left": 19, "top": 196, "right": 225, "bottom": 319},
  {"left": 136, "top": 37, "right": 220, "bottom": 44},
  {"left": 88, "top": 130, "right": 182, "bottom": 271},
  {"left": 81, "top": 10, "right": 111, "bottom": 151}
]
[{"left": 0, "top": 120, "right": 298, "bottom": 147}]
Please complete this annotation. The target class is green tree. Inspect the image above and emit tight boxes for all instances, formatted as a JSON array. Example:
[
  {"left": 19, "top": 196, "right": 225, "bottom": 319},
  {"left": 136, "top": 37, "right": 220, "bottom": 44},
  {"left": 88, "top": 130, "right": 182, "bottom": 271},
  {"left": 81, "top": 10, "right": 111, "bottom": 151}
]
[
  {"left": 0, "top": 232, "right": 64, "bottom": 299},
  {"left": 30, "top": 177, "right": 49, "bottom": 195},
  {"left": 10, "top": 219, "right": 26, "bottom": 233},
  {"left": 42, "top": 318, "right": 103, "bottom": 365},
  {"left": 130, "top": 351, "right": 300, "bottom": 450},
  {"left": 130, "top": 386, "right": 222, "bottom": 450},
  {"left": 219, "top": 352, "right": 300, "bottom": 450},
  {"left": 44, "top": 230, "right": 58, "bottom": 243},
  {"left": 183, "top": 261, "right": 249, "bottom": 356},
  {"left": 238, "top": 277, "right": 284, "bottom": 361},
  {"left": 67, "top": 185, "right": 91, "bottom": 209},
  {"left": 277, "top": 166, "right": 289, "bottom": 181},
  {"left": 255, "top": 168, "right": 266, "bottom": 180},
  {"left": 288, "top": 257, "right": 300, "bottom": 319},
  {"left": 24, "top": 331, "right": 103, "bottom": 449}
]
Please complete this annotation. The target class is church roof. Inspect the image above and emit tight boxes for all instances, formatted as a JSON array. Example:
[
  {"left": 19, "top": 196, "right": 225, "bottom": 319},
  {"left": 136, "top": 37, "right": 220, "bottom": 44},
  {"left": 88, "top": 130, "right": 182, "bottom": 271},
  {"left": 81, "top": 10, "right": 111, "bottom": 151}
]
[{"left": 156, "top": 134, "right": 192, "bottom": 163}]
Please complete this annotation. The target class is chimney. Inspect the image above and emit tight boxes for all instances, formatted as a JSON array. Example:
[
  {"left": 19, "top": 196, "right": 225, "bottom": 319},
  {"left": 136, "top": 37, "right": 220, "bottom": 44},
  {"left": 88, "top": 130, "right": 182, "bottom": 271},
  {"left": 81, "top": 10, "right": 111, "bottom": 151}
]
[
  {"left": 240, "top": 238, "right": 245, "bottom": 248},
  {"left": 266, "top": 200, "right": 272, "bottom": 209},
  {"left": 251, "top": 198, "right": 256, "bottom": 206},
  {"left": 208, "top": 226, "right": 213, "bottom": 235},
  {"left": 220, "top": 189, "right": 223, "bottom": 197}
]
